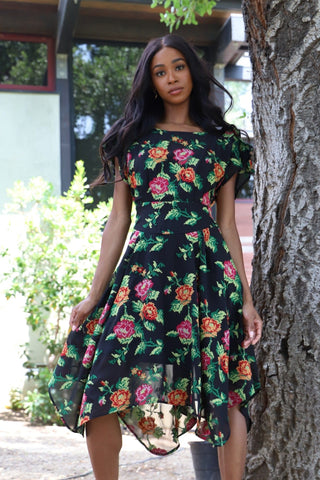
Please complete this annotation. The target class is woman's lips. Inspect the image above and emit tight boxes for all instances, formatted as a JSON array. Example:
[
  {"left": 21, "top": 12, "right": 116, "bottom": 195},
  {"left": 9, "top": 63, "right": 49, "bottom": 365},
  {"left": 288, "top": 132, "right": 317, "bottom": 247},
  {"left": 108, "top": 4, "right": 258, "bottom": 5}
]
[{"left": 168, "top": 87, "right": 183, "bottom": 95}]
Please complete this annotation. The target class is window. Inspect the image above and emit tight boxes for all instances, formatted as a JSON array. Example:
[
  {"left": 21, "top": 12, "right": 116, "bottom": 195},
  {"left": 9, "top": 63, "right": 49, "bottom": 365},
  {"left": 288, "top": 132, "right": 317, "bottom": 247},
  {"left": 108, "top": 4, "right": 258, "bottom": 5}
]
[{"left": 0, "top": 34, "right": 55, "bottom": 91}]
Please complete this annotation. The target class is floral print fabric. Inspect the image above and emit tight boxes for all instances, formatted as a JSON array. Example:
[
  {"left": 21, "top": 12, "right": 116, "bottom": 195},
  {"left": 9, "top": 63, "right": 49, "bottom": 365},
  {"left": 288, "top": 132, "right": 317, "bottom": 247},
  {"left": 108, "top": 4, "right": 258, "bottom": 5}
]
[{"left": 49, "top": 129, "right": 260, "bottom": 455}]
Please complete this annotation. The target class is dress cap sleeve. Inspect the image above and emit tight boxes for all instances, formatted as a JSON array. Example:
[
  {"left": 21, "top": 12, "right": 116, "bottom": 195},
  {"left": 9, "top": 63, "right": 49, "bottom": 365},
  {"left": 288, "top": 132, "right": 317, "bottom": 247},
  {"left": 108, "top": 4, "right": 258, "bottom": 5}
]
[{"left": 219, "top": 132, "right": 254, "bottom": 198}]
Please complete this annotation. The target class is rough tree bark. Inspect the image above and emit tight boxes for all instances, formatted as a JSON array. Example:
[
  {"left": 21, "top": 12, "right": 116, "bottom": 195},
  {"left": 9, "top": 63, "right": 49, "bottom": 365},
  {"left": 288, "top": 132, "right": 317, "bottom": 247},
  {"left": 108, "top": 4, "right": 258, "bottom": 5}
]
[{"left": 242, "top": 1, "right": 320, "bottom": 478}]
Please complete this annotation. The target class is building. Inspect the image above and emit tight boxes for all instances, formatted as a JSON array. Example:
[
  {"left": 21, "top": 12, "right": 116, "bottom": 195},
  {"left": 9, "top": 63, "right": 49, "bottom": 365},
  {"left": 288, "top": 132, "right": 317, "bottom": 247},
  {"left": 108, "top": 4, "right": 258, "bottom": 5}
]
[{"left": 0, "top": 0, "right": 251, "bottom": 209}]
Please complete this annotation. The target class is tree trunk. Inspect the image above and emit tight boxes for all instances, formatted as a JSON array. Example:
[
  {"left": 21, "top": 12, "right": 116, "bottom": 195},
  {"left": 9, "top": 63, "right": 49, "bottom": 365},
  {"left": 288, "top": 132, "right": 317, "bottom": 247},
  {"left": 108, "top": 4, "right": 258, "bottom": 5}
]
[{"left": 242, "top": 1, "right": 320, "bottom": 478}]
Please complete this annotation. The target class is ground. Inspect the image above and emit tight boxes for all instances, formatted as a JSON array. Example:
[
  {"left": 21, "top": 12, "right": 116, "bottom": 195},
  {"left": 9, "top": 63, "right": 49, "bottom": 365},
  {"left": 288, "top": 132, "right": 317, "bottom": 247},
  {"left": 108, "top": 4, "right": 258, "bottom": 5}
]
[{"left": 0, "top": 410, "right": 202, "bottom": 480}]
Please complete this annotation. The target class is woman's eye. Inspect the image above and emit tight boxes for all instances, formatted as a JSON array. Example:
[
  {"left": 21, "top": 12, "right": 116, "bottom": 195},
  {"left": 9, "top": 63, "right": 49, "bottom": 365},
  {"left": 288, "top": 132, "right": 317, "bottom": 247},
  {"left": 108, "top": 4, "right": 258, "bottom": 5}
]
[
  {"left": 155, "top": 70, "right": 165, "bottom": 77},
  {"left": 176, "top": 64, "right": 185, "bottom": 71}
]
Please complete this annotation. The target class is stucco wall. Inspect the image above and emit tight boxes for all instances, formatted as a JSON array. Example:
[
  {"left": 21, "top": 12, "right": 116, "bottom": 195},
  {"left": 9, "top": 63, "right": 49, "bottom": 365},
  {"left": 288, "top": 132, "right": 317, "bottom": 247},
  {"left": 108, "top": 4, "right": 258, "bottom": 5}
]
[{"left": 0, "top": 91, "right": 60, "bottom": 210}]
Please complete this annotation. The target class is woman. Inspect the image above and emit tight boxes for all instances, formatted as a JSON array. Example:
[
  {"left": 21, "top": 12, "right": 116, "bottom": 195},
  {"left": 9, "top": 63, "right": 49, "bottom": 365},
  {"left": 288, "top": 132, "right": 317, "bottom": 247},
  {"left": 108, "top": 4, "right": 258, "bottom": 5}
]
[{"left": 49, "top": 34, "right": 262, "bottom": 480}]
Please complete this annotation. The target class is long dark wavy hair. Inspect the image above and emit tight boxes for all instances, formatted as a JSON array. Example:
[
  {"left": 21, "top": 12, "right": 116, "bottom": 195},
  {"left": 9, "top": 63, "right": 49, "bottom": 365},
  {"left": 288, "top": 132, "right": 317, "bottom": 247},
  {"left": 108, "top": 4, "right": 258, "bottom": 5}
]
[{"left": 93, "top": 34, "right": 236, "bottom": 186}]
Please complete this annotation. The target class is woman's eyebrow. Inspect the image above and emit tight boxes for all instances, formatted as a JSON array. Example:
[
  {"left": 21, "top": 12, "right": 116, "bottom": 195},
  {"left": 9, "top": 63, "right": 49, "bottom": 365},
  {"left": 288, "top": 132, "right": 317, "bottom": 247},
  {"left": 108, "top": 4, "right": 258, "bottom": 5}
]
[{"left": 152, "top": 57, "right": 185, "bottom": 70}]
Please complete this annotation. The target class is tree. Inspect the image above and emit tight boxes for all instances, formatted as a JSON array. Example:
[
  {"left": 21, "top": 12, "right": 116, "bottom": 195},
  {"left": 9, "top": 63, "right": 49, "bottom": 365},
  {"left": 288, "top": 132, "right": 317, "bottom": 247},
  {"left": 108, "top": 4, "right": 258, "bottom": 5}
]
[
  {"left": 0, "top": 40, "right": 48, "bottom": 85},
  {"left": 72, "top": 44, "right": 143, "bottom": 202},
  {"left": 154, "top": 1, "right": 320, "bottom": 478},
  {"left": 242, "top": 2, "right": 320, "bottom": 478}
]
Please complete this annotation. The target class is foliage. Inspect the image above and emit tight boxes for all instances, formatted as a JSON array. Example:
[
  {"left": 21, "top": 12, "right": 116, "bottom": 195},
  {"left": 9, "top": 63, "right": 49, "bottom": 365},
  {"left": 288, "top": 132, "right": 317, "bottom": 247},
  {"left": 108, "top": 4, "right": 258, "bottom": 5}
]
[
  {"left": 3, "top": 160, "right": 111, "bottom": 360},
  {"left": 9, "top": 388, "right": 24, "bottom": 411},
  {"left": 151, "top": 0, "right": 218, "bottom": 30},
  {"left": 23, "top": 367, "right": 63, "bottom": 425},
  {"left": 0, "top": 40, "right": 48, "bottom": 85},
  {"left": 72, "top": 44, "right": 143, "bottom": 204}
]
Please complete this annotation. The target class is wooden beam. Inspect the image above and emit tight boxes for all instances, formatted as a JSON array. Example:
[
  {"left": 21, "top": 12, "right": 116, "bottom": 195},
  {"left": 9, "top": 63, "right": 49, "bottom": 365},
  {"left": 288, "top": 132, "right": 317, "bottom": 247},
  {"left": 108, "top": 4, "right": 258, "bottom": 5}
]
[
  {"left": 214, "top": 13, "right": 247, "bottom": 65},
  {"left": 56, "top": 0, "right": 81, "bottom": 53}
]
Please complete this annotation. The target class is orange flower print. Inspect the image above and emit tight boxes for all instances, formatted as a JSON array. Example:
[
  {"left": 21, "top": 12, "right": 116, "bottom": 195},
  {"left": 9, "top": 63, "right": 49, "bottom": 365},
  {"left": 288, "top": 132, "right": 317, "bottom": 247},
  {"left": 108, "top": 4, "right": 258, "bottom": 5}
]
[
  {"left": 138, "top": 416, "right": 156, "bottom": 434},
  {"left": 218, "top": 353, "right": 229, "bottom": 374},
  {"left": 110, "top": 389, "right": 131, "bottom": 409},
  {"left": 128, "top": 171, "right": 137, "bottom": 188},
  {"left": 175, "top": 284, "right": 194, "bottom": 305},
  {"left": 79, "top": 415, "right": 90, "bottom": 426},
  {"left": 179, "top": 167, "right": 196, "bottom": 183},
  {"left": 236, "top": 360, "right": 252, "bottom": 380},
  {"left": 61, "top": 342, "right": 68, "bottom": 356},
  {"left": 168, "top": 389, "right": 188, "bottom": 406},
  {"left": 148, "top": 147, "right": 169, "bottom": 162},
  {"left": 114, "top": 286, "right": 130, "bottom": 306},
  {"left": 203, "top": 228, "right": 210, "bottom": 242},
  {"left": 141, "top": 302, "right": 158, "bottom": 321},
  {"left": 200, "top": 317, "right": 222, "bottom": 337},
  {"left": 214, "top": 163, "right": 224, "bottom": 181},
  {"left": 86, "top": 319, "right": 98, "bottom": 335}
]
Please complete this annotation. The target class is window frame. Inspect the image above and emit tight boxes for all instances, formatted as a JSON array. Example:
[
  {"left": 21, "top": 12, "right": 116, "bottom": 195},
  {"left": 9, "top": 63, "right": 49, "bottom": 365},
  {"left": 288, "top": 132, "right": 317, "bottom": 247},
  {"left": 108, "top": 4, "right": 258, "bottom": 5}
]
[{"left": 0, "top": 33, "right": 55, "bottom": 92}]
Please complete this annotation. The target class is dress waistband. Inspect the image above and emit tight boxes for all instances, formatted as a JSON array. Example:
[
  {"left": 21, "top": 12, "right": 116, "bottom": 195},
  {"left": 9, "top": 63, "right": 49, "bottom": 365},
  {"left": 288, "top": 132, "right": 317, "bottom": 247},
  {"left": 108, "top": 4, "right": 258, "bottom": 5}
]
[{"left": 133, "top": 200, "right": 215, "bottom": 234}]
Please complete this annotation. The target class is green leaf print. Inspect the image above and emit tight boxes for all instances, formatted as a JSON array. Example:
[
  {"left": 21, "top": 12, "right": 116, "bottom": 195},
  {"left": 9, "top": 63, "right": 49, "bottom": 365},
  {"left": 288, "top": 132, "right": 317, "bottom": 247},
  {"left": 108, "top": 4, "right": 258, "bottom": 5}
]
[
  {"left": 57, "top": 357, "right": 65, "bottom": 367},
  {"left": 66, "top": 344, "right": 80, "bottom": 360},
  {"left": 194, "top": 174, "right": 203, "bottom": 189},
  {"left": 185, "top": 211, "right": 201, "bottom": 226},
  {"left": 230, "top": 156, "right": 242, "bottom": 167},
  {"left": 144, "top": 321, "right": 156, "bottom": 332},
  {"left": 187, "top": 157, "right": 200, "bottom": 166},
  {"left": 175, "top": 378, "right": 189, "bottom": 390},
  {"left": 169, "top": 163, "right": 182, "bottom": 175},
  {"left": 170, "top": 299, "right": 184, "bottom": 313},
  {"left": 117, "top": 377, "right": 130, "bottom": 390},
  {"left": 60, "top": 375, "right": 77, "bottom": 390},
  {"left": 153, "top": 427, "right": 165, "bottom": 439},
  {"left": 135, "top": 342, "right": 147, "bottom": 355},
  {"left": 179, "top": 182, "right": 192, "bottom": 193},
  {"left": 150, "top": 340, "right": 163, "bottom": 355},
  {"left": 183, "top": 272, "right": 196, "bottom": 285}
]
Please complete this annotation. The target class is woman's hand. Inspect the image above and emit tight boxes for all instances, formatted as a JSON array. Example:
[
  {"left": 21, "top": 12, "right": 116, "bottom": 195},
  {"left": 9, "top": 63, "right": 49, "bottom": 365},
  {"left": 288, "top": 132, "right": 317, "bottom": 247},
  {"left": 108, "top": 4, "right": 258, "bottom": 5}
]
[
  {"left": 70, "top": 297, "right": 96, "bottom": 331},
  {"left": 242, "top": 302, "right": 263, "bottom": 349}
]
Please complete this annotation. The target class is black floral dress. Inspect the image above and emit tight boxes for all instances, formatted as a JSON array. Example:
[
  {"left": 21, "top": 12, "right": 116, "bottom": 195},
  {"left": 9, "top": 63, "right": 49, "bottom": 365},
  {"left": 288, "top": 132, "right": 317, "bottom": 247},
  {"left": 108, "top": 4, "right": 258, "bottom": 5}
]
[{"left": 49, "top": 128, "right": 260, "bottom": 456}]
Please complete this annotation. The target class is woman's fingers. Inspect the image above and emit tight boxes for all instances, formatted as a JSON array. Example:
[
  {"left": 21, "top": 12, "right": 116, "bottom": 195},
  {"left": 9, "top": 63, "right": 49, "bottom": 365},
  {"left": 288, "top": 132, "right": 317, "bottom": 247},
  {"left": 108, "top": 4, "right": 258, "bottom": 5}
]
[
  {"left": 242, "top": 305, "right": 263, "bottom": 349},
  {"left": 69, "top": 298, "right": 96, "bottom": 331}
]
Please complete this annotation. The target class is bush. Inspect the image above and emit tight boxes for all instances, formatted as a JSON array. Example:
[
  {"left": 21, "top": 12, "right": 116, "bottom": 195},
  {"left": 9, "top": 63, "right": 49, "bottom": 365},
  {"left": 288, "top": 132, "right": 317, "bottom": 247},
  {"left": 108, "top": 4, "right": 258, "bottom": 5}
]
[{"left": 3, "top": 161, "right": 112, "bottom": 423}]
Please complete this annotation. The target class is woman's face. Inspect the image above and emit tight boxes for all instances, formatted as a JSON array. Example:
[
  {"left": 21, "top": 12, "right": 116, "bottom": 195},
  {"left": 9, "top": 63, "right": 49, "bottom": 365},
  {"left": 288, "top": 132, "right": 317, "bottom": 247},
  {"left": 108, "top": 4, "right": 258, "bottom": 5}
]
[{"left": 150, "top": 47, "right": 193, "bottom": 108}]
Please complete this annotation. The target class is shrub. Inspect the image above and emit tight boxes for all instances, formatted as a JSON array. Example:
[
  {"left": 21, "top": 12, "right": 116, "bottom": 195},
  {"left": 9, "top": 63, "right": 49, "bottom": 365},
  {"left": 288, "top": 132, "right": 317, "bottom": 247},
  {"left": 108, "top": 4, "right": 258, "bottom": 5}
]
[{"left": 3, "top": 161, "right": 112, "bottom": 423}]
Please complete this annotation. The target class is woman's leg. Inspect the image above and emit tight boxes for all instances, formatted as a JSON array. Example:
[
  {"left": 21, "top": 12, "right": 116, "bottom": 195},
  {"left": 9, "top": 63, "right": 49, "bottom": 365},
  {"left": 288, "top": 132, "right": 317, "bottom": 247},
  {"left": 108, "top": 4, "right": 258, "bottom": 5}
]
[
  {"left": 217, "top": 406, "right": 247, "bottom": 480},
  {"left": 86, "top": 413, "right": 122, "bottom": 480}
]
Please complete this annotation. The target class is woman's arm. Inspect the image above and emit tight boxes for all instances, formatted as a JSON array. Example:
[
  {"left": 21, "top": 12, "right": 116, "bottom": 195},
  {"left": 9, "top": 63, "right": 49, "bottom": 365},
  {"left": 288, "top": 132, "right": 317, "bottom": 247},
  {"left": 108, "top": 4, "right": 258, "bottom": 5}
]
[
  {"left": 70, "top": 159, "right": 132, "bottom": 330},
  {"left": 216, "top": 175, "right": 262, "bottom": 348}
]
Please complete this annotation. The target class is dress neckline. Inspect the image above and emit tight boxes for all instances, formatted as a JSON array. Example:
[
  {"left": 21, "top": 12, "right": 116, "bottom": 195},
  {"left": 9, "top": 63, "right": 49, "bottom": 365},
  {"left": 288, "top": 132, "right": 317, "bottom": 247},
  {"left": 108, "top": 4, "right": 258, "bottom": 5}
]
[{"left": 153, "top": 127, "right": 207, "bottom": 135}]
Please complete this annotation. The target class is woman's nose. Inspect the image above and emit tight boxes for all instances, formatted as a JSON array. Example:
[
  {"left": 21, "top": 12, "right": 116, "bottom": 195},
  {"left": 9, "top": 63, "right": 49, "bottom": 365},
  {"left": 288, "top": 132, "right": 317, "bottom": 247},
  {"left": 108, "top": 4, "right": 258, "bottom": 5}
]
[{"left": 167, "top": 69, "right": 177, "bottom": 84}]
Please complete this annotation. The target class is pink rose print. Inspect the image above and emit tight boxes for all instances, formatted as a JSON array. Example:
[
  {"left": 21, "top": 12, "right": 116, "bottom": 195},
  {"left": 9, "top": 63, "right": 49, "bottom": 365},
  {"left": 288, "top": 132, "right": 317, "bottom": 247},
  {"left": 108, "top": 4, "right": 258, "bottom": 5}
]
[
  {"left": 135, "top": 384, "right": 153, "bottom": 405},
  {"left": 176, "top": 320, "right": 192, "bottom": 340},
  {"left": 201, "top": 351, "right": 211, "bottom": 370},
  {"left": 134, "top": 279, "right": 154, "bottom": 301},
  {"left": 113, "top": 319, "right": 135, "bottom": 339},
  {"left": 186, "top": 231, "right": 198, "bottom": 240},
  {"left": 173, "top": 148, "right": 194, "bottom": 165},
  {"left": 197, "top": 420, "right": 210, "bottom": 440},
  {"left": 82, "top": 344, "right": 96, "bottom": 366},
  {"left": 129, "top": 230, "right": 140, "bottom": 245},
  {"left": 150, "top": 448, "right": 168, "bottom": 456},
  {"left": 79, "top": 393, "right": 87, "bottom": 416},
  {"left": 228, "top": 391, "right": 242, "bottom": 408},
  {"left": 224, "top": 260, "right": 237, "bottom": 279},
  {"left": 185, "top": 417, "right": 197, "bottom": 431},
  {"left": 149, "top": 177, "right": 169, "bottom": 195},
  {"left": 201, "top": 192, "right": 211, "bottom": 206},
  {"left": 222, "top": 329, "right": 230, "bottom": 350},
  {"left": 126, "top": 152, "right": 132, "bottom": 167}
]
